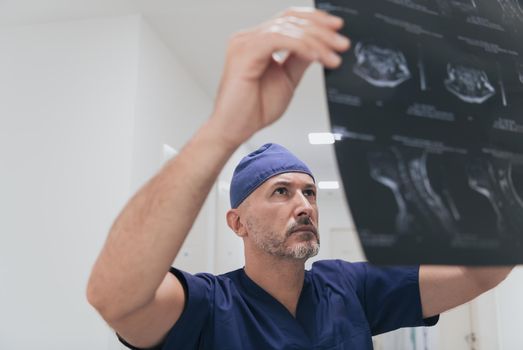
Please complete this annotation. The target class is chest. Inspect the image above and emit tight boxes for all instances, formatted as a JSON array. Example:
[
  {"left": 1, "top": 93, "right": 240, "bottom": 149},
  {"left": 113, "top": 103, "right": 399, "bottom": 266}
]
[{"left": 202, "top": 286, "right": 373, "bottom": 350}]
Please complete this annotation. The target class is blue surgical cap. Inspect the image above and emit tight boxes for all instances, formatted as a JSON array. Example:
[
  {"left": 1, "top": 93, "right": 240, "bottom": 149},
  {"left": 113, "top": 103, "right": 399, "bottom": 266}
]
[{"left": 230, "top": 143, "right": 314, "bottom": 208}]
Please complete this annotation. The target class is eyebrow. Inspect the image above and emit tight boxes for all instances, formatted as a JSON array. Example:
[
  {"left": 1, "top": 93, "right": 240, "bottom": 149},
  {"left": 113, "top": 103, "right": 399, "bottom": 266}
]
[{"left": 270, "top": 180, "right": 316, "bottom": 189}]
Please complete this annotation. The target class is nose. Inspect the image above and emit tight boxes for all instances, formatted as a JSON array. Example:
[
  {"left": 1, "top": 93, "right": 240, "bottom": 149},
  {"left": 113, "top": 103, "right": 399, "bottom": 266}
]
[{"left": 293, "top": 191, "right": 314, "bottom": 219}]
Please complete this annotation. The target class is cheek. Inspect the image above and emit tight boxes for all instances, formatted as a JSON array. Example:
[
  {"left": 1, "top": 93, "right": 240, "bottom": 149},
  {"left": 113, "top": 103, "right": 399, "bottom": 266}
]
[
  {"left": 265, "top": 211, "right": 290, "bottom": 233},
  {"left": 271, "top": 213, "right": 288, "bottom": 230},
  {"left": 247, "top": 211, "right": 282, "bottom": 232}
]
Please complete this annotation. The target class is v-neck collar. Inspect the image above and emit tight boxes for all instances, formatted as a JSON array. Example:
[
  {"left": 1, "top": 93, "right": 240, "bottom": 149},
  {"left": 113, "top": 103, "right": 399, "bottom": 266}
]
[
  {"left": 239, "top": 268, "right": 310, "bottom": 316},
  {"left": 237, "top": 268, "right": 316, "bottom": 337}
]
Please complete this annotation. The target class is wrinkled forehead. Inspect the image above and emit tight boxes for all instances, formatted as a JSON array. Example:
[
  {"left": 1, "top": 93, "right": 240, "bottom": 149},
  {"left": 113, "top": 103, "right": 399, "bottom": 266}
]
[{"left": 254, "top": 172, "right": 316, "bottom": 194}]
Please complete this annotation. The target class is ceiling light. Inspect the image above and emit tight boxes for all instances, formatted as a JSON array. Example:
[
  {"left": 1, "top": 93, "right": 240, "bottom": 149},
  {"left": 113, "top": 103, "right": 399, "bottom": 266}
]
[
  {"left": 318, "top": 181, "right": 340, "bottom": 190},
  {"left": 308, "top": 133, "right": 335, "bottom": 144}
]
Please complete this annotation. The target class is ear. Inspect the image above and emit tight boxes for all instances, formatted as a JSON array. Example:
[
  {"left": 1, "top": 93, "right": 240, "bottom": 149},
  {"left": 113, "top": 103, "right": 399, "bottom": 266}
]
[{"left": 226, "top": 209, "right": 247, "bottom": 237}]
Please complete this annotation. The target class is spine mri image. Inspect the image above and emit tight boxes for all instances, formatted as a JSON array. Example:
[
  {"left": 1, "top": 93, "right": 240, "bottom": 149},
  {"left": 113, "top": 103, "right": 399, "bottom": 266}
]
[{"left": 316, "top": 0, "right": 523, "bottom": 264}]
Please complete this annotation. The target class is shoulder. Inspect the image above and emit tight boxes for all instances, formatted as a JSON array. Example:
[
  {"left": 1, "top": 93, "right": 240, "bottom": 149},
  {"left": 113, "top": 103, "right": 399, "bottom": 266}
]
[
  {"left": 309, "top": 259, "right": 369, "bottom": 289},
  {"left": 309, "top": 260, "right": 419, "bottom": 289},
  {"left": 310, "top": 259, "right": 369, "bottom": 277},
  {"left": 168, "top": 267, "right": 244, "bottom": 304},
  {"left": 158, "top": 268, "right": 244, "bottom": 339}
]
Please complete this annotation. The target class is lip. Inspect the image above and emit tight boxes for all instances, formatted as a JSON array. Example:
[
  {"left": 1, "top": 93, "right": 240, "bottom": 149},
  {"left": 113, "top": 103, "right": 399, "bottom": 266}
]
[{"left": 291, "top": 225, "right": 317, "bottom": 235}]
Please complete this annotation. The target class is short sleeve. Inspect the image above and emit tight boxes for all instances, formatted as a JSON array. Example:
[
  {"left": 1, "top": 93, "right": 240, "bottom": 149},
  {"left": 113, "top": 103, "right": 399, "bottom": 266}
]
[
  {"left": 118, "top": 267, "right": 216, "bottom": 350},
  {"left": 341, "top": 261, "right": 439, "bottom": 336}
]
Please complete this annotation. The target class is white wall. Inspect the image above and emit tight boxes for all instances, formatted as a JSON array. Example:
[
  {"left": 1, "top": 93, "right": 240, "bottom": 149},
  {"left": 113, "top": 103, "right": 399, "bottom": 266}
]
[
  {"left": 496, "top": 267, "right": 523, "bottom": 350},
  {"left": 0, "top": 16, "right": 140, "bottom": 349},
  {"left": 0, "top": 14, "right": 214, "bottom": 349},
  {"left": 130, "top": 19, "right": 212, "bottom": 192},
  {"left": 130, "top": 18, "right": 215, "bottom": 276},
  {"left": 316, "top": 189, "right": 364, "bottom": 264}
]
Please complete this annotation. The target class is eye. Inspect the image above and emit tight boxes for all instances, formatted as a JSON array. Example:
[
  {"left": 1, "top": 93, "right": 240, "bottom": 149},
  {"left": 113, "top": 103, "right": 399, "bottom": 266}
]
[
  {"left": 304, "top": 189, "right": 316, "bottom": 198},
  {"left": 274, "top": 187, "right": 288, "bottom": 195}
]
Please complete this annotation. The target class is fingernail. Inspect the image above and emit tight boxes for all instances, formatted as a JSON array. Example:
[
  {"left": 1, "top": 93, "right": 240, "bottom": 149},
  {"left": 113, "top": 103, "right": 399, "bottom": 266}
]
[
  {"left": 336, "top": 34, "right": 350, "bottom": 47},
  {"left": 329, "top": 52, "right": 341, "bottom": 65},
  {"left": 329, "top": 16, "right": 343, "bottom": 25}
]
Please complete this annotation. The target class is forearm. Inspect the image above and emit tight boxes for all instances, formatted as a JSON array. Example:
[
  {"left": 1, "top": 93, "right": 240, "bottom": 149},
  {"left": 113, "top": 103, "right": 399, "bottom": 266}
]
[
  {"left": 87, "top": 119, "right": 239, "bottom": 320},
  {"left": 420, "top": 265, "right": 514, "bottom": 318},
  {"left": 459, "top": 265, "right": 514, "bottom": 290}
]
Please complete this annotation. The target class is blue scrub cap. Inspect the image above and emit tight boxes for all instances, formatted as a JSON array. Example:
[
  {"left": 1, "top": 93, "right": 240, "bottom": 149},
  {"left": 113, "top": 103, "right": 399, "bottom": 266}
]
[{"left": 230, "top": 143, "right": 314, "bottom": 208}]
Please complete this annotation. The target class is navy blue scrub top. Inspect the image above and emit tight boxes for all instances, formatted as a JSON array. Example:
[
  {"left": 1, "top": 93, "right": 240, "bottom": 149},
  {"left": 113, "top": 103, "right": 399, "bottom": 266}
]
[{"left": 119, "top": 259, "right": 438, "bottom": 350}]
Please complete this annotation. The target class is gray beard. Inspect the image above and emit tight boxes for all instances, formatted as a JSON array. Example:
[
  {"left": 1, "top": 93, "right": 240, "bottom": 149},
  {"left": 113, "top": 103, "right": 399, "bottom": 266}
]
[
  {"left": 251, "top": 229, "right": 320, "bottom": 260},
  {"left": 286, "top": 239, "right": 320, "bottom": 259}
]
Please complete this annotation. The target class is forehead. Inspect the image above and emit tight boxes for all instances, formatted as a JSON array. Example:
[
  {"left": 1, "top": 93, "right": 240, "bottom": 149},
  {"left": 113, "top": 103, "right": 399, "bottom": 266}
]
[
  {"left": 259, "top": 172, "right": 315, "bottom": 190},
  {"left": 241, "top": 172, "right": 316, "bottom": 208}
]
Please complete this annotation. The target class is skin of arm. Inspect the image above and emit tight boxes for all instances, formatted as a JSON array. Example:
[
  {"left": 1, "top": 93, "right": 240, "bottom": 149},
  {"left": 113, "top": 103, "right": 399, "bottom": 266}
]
[
  {"left": 419, "top": 265, "right": 514, "bottom": 318},
  {"left": 86, "top": 8, "right": 350, "bottom": 348}
]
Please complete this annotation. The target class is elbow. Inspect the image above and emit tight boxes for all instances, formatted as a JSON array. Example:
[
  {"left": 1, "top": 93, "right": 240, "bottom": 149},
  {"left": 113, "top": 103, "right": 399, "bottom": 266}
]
[
  {"left": 474, "top": 266, "right": 515, "bottom": 293},
  {"left": 493, "top": 266, "right": 515, "bottom": 287},
  {"left": 86, "top": 278, "right": 123, "bottom": 323},
  {"left": 86, "top": 277, "right": 154, "bottom": 324},
  {"left": 86, "top": 279, "right": 110, "bottom": 320},
  {"left": 86, "top": 281, "right": 101, "bottom": 311}
]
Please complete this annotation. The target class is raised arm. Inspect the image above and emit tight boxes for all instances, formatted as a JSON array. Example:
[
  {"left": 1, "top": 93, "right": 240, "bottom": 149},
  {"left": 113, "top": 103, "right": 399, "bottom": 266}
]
[
  {"left": 419, "top": 265, "right": 514, "bottom": 318},
  {"left": 86, "top": 8, "right": 350, "bottom": 348}
]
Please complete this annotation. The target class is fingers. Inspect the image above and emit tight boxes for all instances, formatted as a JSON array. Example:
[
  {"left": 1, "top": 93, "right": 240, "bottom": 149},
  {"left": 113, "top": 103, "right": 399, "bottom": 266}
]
[
  {"left": 299, "top": 21, "right": 351, "bottom": 67},
  {"left": 224, "top": 8, "right": 350, "bottom": 83},
  {"left": 281, "top": 54, "right": 312, "bottom": 88},
  {"left": 263, "top": 8, "right": 350, "bottom": 69},
  {"left": 281, "top": 25, "right": 347, "bottom": 87},
  {"left": 275, "top": 7, "right": 344, "bottom": 30}
]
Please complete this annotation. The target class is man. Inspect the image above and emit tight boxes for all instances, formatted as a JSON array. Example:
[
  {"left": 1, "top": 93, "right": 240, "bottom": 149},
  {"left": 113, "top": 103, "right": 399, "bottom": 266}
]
[{"left": 86, "top": 7, "right": 513, "bottom": 350}]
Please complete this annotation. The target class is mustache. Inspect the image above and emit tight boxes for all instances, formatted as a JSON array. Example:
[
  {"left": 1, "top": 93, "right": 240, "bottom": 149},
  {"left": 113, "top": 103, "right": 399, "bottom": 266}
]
[{"left": 286, "top": 216, "right": 318, "bottom": 237}]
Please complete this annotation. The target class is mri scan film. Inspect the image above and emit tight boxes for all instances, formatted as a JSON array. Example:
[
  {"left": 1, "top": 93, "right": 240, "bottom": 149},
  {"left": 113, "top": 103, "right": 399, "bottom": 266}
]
[{"left": 316, "top": 0, "right": 523, "bottom": 264}]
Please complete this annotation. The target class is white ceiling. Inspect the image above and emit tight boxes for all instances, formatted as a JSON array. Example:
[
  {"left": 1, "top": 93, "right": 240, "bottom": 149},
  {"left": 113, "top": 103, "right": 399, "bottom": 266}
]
[{"left": 0, "top": 0, "right": 343, "bottom": 195}]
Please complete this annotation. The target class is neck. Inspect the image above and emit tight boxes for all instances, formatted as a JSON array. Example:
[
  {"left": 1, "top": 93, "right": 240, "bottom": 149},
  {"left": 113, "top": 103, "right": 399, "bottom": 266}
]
[{"left": 244, "top": 251, "right": 306, "bottom": 317}]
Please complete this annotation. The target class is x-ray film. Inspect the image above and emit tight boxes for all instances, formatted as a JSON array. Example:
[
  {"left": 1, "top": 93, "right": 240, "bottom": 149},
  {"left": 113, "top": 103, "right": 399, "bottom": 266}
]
[{"left": 315, "top": 0, "right": 523, "bottom": 264}]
